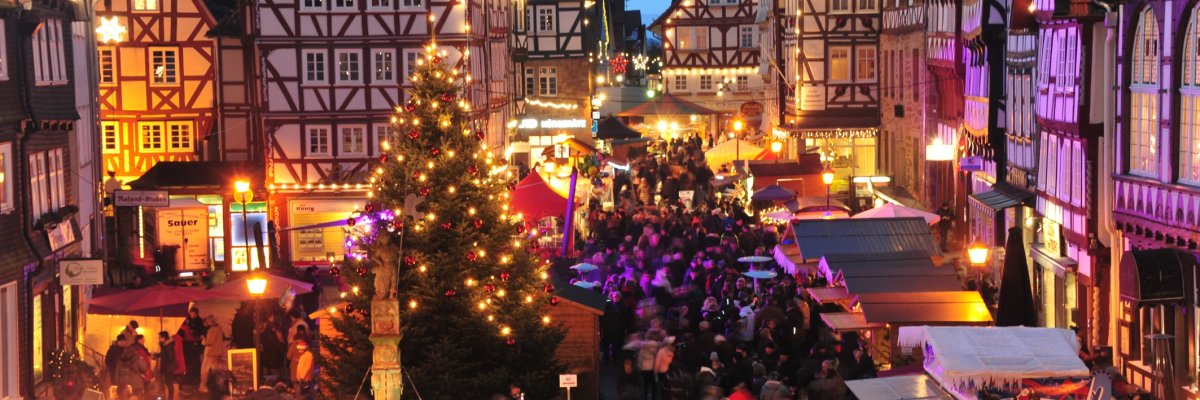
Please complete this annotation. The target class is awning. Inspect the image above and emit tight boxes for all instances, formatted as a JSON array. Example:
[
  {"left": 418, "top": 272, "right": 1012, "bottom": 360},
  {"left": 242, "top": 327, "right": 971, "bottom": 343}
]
[
  {"left": 791, "top": 218, "right": 942, "bottom": 262},
  {"left": 845, "top": 374, "right": 955, "bottom": 400},
  {"left": 822, "top": 312, "right": 887, "bottom": 332},
  {"left": 616, "top": 92, "right": 720, "bottom": 116},
  {"left": 857, "top": 291, "right": 993, "bottom": 325},
  {"left": 843, "top": 275, "right": 963, "bottom": 294},
  {"left": 128, "top": 161, "right": 264, "bottom": 190},
  {"left": 968, "top": 182, "right": 1033, "bottom": 212},
  {"left": 1119, "top": 248, "right": 1190, "bottom": 303},
  {"left": 595, "top": 116, "right": 642, "bottom": 140},
  {"left": 1029, "top": 243, "right": 1079, "bottom": 277},
  {"left": 818, "top": 250, "right": 942, "bottom": 283},
  {"left": 807, "top": 287, "right": 853, "bottom": 305}
]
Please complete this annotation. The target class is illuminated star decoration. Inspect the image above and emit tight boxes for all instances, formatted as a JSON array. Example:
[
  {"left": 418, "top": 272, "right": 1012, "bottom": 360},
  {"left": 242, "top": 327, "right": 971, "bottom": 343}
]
[
  {"left": 611, "top": 54, "right": 628, "bottom": 74},
  {"left": 96, "top": 16, "right": 126, "bottom": 43}
]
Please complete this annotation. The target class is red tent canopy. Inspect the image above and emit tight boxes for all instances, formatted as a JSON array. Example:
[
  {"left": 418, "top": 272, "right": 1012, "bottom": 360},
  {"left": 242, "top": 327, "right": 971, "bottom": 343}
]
[
  {"left": 754, "top": 149, "right": 778, "bottom": 161},
  {"left": 510, "top": 172, "right": 569, "bottom": 220},
  {"left": 615, "top": 92, "right": 720, "bottom": 116}
]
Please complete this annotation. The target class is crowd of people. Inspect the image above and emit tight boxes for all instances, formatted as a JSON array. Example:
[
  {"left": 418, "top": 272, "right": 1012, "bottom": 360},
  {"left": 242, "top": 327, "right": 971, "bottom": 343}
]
[
  {"left": 103, "top": 267, "right": 323, "bottom": 400},
  {"left": 551, "top": 135, "right": 878, "bottom": 400}
]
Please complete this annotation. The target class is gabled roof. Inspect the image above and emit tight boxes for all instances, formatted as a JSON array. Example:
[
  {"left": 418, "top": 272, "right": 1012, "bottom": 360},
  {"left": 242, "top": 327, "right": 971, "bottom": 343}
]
[
  {"left": 552, "top": 277, "right": 605, "bottom": 314},
  {"left": 128, "top": 161, "right": 263, "bottom": 190}
]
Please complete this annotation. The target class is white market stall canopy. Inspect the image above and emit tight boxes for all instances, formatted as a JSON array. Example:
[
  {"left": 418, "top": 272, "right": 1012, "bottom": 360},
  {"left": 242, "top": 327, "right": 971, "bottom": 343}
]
[
  {"left": 845, "top": 374, "right": 955, "bottom": 400},
  {"left": 898, "top": 326, "right": 1090, "bottom": 399}
]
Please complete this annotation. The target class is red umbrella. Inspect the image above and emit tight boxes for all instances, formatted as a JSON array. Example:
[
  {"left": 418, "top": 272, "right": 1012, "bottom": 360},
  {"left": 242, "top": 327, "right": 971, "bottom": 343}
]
[
  {"left": 85, "top": 284, "right": 233, "bottom": 313},
  {"left": 209, "top": 272, "right": 314, "bottom": 300},
  {"left": 509, "top": 172, "right": 569, "bottom": 221}
]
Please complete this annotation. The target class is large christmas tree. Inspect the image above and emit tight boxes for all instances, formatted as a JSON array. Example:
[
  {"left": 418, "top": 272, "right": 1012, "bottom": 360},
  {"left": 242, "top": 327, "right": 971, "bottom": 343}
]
[{"left": 324, "top": 42, "right": 565, "bottom": 399}]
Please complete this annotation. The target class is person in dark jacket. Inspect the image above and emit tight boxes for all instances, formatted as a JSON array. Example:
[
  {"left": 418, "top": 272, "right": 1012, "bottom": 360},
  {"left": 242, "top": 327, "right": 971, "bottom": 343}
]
[
  {"left": 616, "top": 358, "right": 644, "bottom": 400},
  {"left": 104, "top": 336, "right": 126, "bottom": 386},
  {"left": 159, "top": 331, "right": 186, "bottom": 400}
]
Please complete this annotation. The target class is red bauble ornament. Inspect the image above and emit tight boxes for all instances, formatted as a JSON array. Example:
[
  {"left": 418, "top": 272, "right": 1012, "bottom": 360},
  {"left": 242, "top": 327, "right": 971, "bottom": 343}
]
[
  {"left": 347, "top": 217, "right": 357, "bottom": 227},
  {"left": 404, "top": 103, "right": 416, "bottom": 112},
  {"left": 379, "top": 155, "right": 388, "bottom": 163},
  {"left": 356, "top": 267, "right": 368, "bottom": 276},
  {"left": 506, "top": 183, "right": 517, "bottom": 191},
  {"left": 440, "top": 222, "right": 453, "bottom": 230},
  {"left": 419, "top": 187, "right": 431, "bottom": 196},
  {"left": 411, "top": 170, "right": 420, "bottom": 179},
  {"left": 474, "top": 131, "right": 485, "bottom": 141},
  {"left": 516, "top": 224, "right": 527, "bottom": 234},
  {"left": 344, "top": 303, "right": 356, "bottom": 313},
  {"left": 544, "top": 283, "right": 555, "bottom": 293},
  {"left": 365, "top": 203, "right": 375, "bottom": 213},
  {"left": 549, "top": 296, "right": 560, "bottom": 306},
  {"left": 403, "top": 255, "right": 417, "bottom": 265},
  {"left": 430, "top": 147, "right": 441, "bottom": 156},
  {"left": 467, "top": 165, "right": 478, "bottom": 175},
  {"left": 473, "top": 219, "right": 483, "bottom": 229},
  {"left": 431, "top": 56, "right": 443, "bottom": 64},
  {"left": 440, "top": 93, "right": 455, "bottom": 102},
  {"left": 330, "top": 266, "right": 341, "bottom": 276},
  {"left": 506, "top": 337, "right": 516, "bottom": 345},
  {"left": 500, "top": 272, "right": 510, "bottom": 281},
  {"left": 444, "top": 289, "right": 456, "bottom": 297},
  {"left": 466, "top": 252, "right": 478, "bottom": 261},
  {"left": 483, "top": 283, "right": 495, "bottom": 293},
  {"left": 407, "top": 129, "right": 420, "bottom": 140}
]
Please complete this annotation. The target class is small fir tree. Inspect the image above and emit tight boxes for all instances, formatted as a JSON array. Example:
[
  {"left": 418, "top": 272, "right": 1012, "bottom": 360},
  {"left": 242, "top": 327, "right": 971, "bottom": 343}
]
[
  {"left": 318, "top": 260, "right": 375, "bottom": 397},
  {"left": 331, "top": 42, "right": 565, "bottom": 399}
]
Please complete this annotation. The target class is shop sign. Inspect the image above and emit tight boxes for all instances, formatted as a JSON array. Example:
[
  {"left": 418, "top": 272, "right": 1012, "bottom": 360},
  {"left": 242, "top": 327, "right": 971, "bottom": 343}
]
[
  {"left": 47, "top": 219, "right": 78, "bottom": 251},
  {"left": 114, "top": 190, "right": 169, "bottom": 207},
  {"left": 559, "top": 374, "right": 578, "bottom": 388},
  {"left": 156, "top": 204, "right": 210, "bottom": 270},
  {"left": 289, "top": 199, "right": 365, "bottom": 263},
  {"left": 1043, "top": 220, "right": 1064, "bottom": 258},
  {"left": 59, "top": 259, "right": 104, "bottom": 286},
  {"left": 800, "top": 85, "right": 826, "bottom": 111},
  {"left": 518, "top": 118, "right": 589, "bottom": 130},
  {"left": 960, "top": 156, "right": 984, "bottom": 171}
]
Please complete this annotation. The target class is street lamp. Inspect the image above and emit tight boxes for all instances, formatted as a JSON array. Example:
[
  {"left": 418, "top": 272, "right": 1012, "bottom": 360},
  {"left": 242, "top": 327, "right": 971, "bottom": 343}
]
[
  {"left": 821, "top": 166, "right": 835, "bottom": 217},
  {"left": 234, "top": 180, "right": 253, "bottom": 271},
  {"left": 732, "top": 119, "right": 744, "bottom": 162},
  {"left": 246, "top": 271, "right": 267, "bottom": 387},
  {"left": 770, "top": 141, "right": 783, "bottom": 163},
  {"left": 967, "top": 241, "right": 989, "bottom": 288}
]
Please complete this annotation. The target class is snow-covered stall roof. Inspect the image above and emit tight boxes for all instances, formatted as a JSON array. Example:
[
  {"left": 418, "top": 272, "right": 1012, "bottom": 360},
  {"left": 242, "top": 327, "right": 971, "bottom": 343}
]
[{"left": 898, "top": 326, "right": 1090, "bottom": 398}]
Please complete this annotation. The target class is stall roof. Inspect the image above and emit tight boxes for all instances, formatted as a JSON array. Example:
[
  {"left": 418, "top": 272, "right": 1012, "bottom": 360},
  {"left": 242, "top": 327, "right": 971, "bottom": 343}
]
[
  {"left": 615, "top": 92, "right": 719, "bottom": 116},
  {"left": 743, "top": 154, "right": 824, "bottom": 177},
  {"left": 791, "top": 218, "right": 942, "bottom": 262},
  {"left": 821, "top": 312, "right": 886, "bottom": 332},
  {"left": 595, "top": 116, "right": 642, "bottom": 140},
  {"left": 807, "top": 287, "right": 853, "bottom": 304},
  {"left": 857, "top": 291, "right": 992, "bottom": 324},
  {"left": 819, "top": 251, "right": 942, "bottom": 281},
  {"left": 844, "top": 275, "right": 964, "bottom": 294},
  {"left": 845, "top": 374, "right": 955, "bottom": 400},
  {"left": 129, "top": 161, "right": 263, "bottom": 190},
  {"left": 897, "top": 326, "right": 1090, "bottom": 388},
  {"left": 968, "top": 182, "right": 1034, "bottom": 212}
]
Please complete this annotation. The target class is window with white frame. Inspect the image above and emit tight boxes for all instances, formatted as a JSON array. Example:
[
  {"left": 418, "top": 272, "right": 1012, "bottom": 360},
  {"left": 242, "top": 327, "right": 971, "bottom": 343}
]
[
  {"left": 373, "top": 50, "right": 394, "bottom": 82},
  {"left": 368, "top": 0, "right": 389, "bottom": 9},
  {"left": 1061, "top": 29, "right": 1078, "bottom": 88},
  {"left": 0, "top": 142, "right": 11, "bottom": 213},
  {"left": 538, "top": 67, "right": 557, "bottom": 96},
  {"left": 337, "top": 50, "right": 361, "bottom": 83},
  {"left": 1129, "top": 9, "right": 1160, "bottom": 178},
  {"left": 48, "top": 149, "right": 64, "bottom": 211},
  {"left": 1182, "top": 10, "right": 1200, "bottom": 185},
  {"left": 29, "top": 152, "right": 46, "bottom": 220},
  {"left": 403, "top": 50, "right": 420, "bottom": 84},
  {"left": 857, "top": 0, "right": 877, "bottom": 11},
  {"left": 133, "top": 0, "right": 157, "bottom": 10},
  {"left": 304, "top": 50, "right": 327, "bottom": 83},
  {"left": 0, "top": 283, "right": 18, "bottom": 399},
  {"left": 101, "top": 122, "right": 119, "bottom": 154},
  {"left": 856, "top": 47, "right": 877, "bottom": 81},
  {"left": 308, "top": 127, "right": 331, "bottom": 155},
  {"left": 139, "top": 122, "right": 164, "bottom": 152},
  {"left": 334, "top": 0, "right": 354, "bottom": 9},
  {"left": 524, "top": 67, "right": 535, "bottom": 97},
  {"left": 302, "top": 0, "right": 324, "bottom": 10},
  {"left": 151, "top": 48, "right": 178, "bottom": 84},
  {"left": 375, "top": 125, "right": 390, "bottom": 155},
  {"left": 33, "top": 19, "right": 67, "bottom": 85},
  {"left": 167, "top": 122, "right": 192, "bottom": 152},
  {"left": 737, "top": 75, "right": 749, "bottom": 91},
  {"left": 831, "top": 0, "right": 851, "bottom": 13},
  {"left": 674, "top": 75, "right": 687, "bottom": 91},
  {"left": 98, "top": 47, "right": 114, "bottom": 84},
  {"left": 700, "top": 75, "right": 713, "bottom": 91},
  {"left": 829, "top": 46, "right": 851, "bottom": 82},
  {"left": 538, "top": 7, "right": 555, "bottom": 33},
  {"left": 0, "top": 21, "right": 7, "bottom": 81},
  {"left": 400, "top": 0, "right": 421, "bottom": 7},
  {"left": 740, "top": 26, "right": 756, "bottom": 48},
  {"left": 341, "top": 126, "right": 366, "bottom": 155}
]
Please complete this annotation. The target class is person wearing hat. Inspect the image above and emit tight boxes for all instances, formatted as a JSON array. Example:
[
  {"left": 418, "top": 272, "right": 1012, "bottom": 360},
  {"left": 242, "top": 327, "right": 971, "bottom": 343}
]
[
  {"left": 198, "top": 316, "right": 227, "bottom": 394},
  {"left": 289, "top": 340, "right": 314, "bottom": 394}
]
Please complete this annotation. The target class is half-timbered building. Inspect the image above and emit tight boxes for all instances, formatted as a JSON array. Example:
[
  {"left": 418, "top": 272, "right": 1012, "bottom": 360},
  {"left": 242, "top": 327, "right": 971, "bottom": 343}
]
[
  {"left": 878, "top": 0, "right": 926, "bottom": 206},
  {"left": 1111, "top": 0, "right": 1200, "bottom": 397},
  {"left": 652, "top": 0, "right": 770, "bottom": 132},
  {"left": 94, "top": 0, "right": 219, "bottom": 184},
  {"left": 255, "top": 0, "right": 512, "bottom": 267},
  {"left": 510, "top": 0, "right": 593, "bottom": 166},
  {"left": 924, "top": 0, "right": 964, "bottom": 212},
  {"left": 783, "top": 0, "right": 880, "bottom": 208},
  {"left": 0, "top": 0, "right": 83, "bottom": 396}
]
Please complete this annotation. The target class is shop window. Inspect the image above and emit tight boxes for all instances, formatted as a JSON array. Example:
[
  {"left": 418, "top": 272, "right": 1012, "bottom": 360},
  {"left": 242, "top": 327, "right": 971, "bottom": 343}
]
[
  {"left": 230, "top": 202, "right": 269, "bottom": 271},
  {"left": 0, "top": 283, "right": 17, "bottom": 397},
  {"left": 32, "top": 294, "right": 42, "bottom": 383}
]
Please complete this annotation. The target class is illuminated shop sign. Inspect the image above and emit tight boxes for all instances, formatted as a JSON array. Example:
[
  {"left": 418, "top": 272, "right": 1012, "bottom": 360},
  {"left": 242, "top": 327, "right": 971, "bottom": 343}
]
[{"left": 517, "top": 118, "right": 589, "bottom": 130}]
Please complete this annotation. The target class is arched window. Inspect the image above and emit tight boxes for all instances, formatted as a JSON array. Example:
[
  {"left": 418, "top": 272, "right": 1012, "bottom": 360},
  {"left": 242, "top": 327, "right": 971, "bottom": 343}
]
[
  {"left": 1180, "top": 8, "right": 1200, "bottom": 184},
  {"left": 1129, "top": 8, "right": 1161, "bottom": 178}
]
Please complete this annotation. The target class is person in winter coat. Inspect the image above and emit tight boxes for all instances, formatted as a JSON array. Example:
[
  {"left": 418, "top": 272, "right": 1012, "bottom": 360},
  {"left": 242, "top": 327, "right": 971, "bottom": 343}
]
[
  {"left": 205, "top": 362, "right": 233, "bottom": 400},
  {"left": 105, "top": 336, "right": 127, "bottom": 385},
  {"left": 159, "top": 331, "right": 186, "bottom": 400},
  {"left": 654, "top": 338, "right": 677, "bottom": 396},
  {"left": 758, "top": 372, "right": 791, "bottom": 400},
  {"left": 616, "top": 358, "right": 644, "bottom": 400},
  {"left": 116, "top": 336, "right": 152, "bottom": 397},
  {"left": 623, "top": 331, "right": 663, "bottom": 400},
  {"left": 198, "top": 316, "right": 227, "bottom": 394},
  {"left": 290, "top": 341, "right": 315, "bottom": 394}
]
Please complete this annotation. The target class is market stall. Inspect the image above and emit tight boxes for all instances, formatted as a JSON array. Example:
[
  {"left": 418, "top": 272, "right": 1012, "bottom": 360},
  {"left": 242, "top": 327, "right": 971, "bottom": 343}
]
[
  {"left": 817, "top": 251, "right": 945, "bottom": 284},
  {"left": 789, "top": 217, "right": 942, "bottom": 264},
  {"left": 844, "top": 373, "right": 955, "bottom": 400},
  {"left": 897, "top": 326, "right": 1096, "bottom": 400}
]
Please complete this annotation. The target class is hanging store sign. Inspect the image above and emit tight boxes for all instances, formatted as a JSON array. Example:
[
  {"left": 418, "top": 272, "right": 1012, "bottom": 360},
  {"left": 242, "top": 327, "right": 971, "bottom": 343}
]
[
  {"left": 114, "top": 190, "right": 170, "bottom": 207},
  {"left": 799, "top": 128, "right": 878, "bottom": 139},
  {"left": 60, "top": 259, "right": 104, "bottom": 285},
  {"left": 800, "top": 85, "right": 826, "bottom": 111},
  {"left": 517, "top": 118, "right": 589, "bottom": 130},
  {"left": 960, "top": 156, "right": 985, "bottom": 171},
  {"left": 1043, "top": 220, "right": 1064, "bottom": 258}
]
